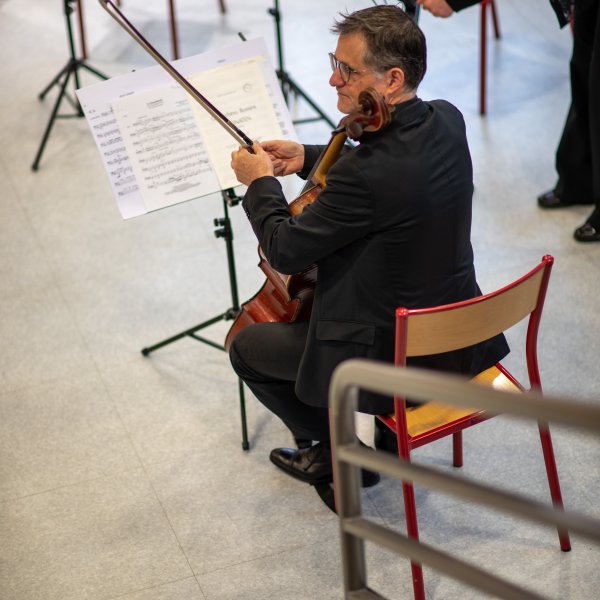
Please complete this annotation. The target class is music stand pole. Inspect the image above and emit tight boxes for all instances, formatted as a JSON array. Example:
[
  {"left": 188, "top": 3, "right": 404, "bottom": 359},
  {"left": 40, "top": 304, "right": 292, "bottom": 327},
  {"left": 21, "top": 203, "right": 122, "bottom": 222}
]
[
  {"left": 32, "top": 0, "right": 109, "bottom": 171},
  {"left": 141, "top": 189, "right": 250, "bottom": 451},
  {"left": 267, "top": 0, "right": 336, "bottom": 129}
]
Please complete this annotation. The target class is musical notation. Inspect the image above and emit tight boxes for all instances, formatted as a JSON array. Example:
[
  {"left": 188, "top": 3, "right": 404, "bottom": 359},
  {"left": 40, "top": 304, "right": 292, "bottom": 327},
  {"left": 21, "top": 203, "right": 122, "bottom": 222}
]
[
  {"left": 112, "top": 87, "right": 220, "bottom": 211},
  {"left": 75, "top": 38, "right": 297, "bottom": 219},
  {"left": 188, "top": 58, "right": 285, "bottom": 191}
]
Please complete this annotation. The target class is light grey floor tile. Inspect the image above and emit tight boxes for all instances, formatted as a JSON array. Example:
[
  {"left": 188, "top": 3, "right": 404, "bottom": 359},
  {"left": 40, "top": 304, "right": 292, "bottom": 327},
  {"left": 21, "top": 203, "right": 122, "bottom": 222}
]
[
  {"left": 0, "top": 284, "right": 98, "bottom": 391},
  {"left": 194, "top": 536, "right": 345, "bottom": 600},
  {"left": 0, "top": 470, "right": 192, "bottom": 600},
  {"left": 0, "top": 163, "right": 56, "bottom": 299},
  {"left": 146, "top": 429, "right": 339, "bottom": 575},
  {"left": 98, "top": 345, "right": 284, "bottom": 465},
  {"left": 0, "top": 374, "right": 141, "bottom": 501},
  {"left": 105, "top": 576, "right": 207, "bottom": 600}
]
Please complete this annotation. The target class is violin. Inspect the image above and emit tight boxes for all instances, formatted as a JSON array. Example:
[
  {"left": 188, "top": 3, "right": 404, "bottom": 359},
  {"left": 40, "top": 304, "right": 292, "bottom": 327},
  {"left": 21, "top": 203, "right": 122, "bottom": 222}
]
[{"left": 224, "top": 89, "right": 391, "bottom": 350}]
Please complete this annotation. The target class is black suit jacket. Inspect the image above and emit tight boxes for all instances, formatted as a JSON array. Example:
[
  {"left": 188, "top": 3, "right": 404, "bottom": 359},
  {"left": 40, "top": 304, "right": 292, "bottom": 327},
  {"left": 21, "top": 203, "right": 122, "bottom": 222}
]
[
  {"left": 447, "top": 0, "right": 480, "bottom": 10},
  {"left": 447, "top": 0, "right": 571, "bottom": 26},
  {"left": 242, "top": 97, "right": 508, "bottom": 413}
]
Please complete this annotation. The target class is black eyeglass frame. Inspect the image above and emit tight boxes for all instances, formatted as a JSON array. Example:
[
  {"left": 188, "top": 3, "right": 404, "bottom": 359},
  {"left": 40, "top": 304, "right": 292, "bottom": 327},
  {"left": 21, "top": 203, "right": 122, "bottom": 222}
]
[{"left": 328, "top": 52, "right": 374, "bottom": 83}]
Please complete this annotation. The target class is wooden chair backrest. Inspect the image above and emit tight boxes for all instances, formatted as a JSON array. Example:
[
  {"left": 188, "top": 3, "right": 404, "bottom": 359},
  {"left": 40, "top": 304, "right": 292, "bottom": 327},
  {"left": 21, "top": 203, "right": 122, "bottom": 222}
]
[{"left": 397, "top": 257, "right": 552, "bottom": 359}]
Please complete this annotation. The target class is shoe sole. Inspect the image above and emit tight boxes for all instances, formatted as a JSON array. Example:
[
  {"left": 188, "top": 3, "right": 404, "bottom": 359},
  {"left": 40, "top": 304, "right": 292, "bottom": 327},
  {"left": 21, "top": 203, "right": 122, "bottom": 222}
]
[{"left": 269, "top": 455, "right": 333, "bottom": 485}]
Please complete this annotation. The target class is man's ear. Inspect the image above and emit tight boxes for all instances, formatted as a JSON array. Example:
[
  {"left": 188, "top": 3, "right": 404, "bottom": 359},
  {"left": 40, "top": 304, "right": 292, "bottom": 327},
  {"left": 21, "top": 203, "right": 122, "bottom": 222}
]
[{"left": 386, "top": 67, "right": 406, "bottom": 96}]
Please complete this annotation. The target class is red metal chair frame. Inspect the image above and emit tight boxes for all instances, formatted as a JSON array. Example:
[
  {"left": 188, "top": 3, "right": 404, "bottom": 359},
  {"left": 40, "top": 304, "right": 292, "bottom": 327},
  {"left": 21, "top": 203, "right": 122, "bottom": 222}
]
[
  {"left": 377, "top": 254, "right": 571, "bottom": 600},
  {"left": 480, "top": 0, "right": 501, "bottom": 115}
]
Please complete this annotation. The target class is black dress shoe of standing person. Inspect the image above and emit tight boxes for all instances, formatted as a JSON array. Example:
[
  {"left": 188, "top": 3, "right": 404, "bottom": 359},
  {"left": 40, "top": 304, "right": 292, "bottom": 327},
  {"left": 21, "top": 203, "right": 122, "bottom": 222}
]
[
  {"left": 537, "top": 190, "right": 594, "bottom": 209},
  {"left": 269, "top": 442, "right": 380, "bottom": 487},
  {"left": 574, "top": 222, "right": 600, "bottom": 242}
]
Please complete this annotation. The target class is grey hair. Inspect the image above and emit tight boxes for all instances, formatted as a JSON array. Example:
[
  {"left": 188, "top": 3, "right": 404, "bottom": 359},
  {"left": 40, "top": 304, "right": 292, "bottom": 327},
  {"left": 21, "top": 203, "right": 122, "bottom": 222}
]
[{"left": 331, "top": 5, "right": 427, "bottom": 91}]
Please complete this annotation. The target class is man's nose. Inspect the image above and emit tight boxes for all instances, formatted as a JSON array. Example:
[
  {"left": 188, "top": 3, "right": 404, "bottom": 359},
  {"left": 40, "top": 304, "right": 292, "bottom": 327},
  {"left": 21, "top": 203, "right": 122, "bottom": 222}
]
[{"left": 329, "top": 69, "right": 344, "bottom": 87}]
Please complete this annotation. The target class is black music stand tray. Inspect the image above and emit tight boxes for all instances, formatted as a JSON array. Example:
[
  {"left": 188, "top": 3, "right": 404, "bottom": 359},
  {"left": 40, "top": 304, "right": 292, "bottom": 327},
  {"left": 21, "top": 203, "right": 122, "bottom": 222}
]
[
  {"left": 32, "top": 0, "right": 108, "bottom": 171},
  {"left": 141, "top": 188, "right": 250, "bottom": 451}
]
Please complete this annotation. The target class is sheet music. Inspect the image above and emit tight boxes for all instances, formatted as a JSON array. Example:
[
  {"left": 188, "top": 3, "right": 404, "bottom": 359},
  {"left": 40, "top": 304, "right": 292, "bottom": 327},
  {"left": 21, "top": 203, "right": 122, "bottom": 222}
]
[
  {"left": 188, "top": 58, "right": 283, "bottom": 191},
  {"left": 78, "top": 98, "right": 145, "bottom": 218},
  {"left": 112, "top": 84, "right": 219, "bottom": 211},
  {"left": 76, "top": 38, "right": 297, "bottom": 219}
]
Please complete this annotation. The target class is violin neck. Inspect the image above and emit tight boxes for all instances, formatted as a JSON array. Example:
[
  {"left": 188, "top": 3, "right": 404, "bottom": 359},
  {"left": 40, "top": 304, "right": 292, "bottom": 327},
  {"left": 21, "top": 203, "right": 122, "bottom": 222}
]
[{"left": 301, "top": 130, "right": 348, "bottom": 193}]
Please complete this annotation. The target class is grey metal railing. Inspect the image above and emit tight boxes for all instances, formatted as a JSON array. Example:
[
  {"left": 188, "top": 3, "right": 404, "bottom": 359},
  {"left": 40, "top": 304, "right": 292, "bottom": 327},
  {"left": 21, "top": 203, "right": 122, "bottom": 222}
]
[{"left": 329, "top": 359, "right": 600, "bottom": 600}]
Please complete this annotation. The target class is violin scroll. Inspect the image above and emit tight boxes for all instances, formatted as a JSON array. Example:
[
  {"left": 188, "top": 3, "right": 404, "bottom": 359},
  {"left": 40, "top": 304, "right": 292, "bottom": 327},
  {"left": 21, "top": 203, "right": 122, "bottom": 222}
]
[{"left": 340, "top": 88, "right": 392, "bottom": 141}]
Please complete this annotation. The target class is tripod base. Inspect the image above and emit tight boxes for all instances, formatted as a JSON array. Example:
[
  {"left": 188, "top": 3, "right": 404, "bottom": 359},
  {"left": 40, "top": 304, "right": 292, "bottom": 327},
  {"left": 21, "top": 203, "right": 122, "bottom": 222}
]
[
  {"left": 141, "top": 309, "right": 250, "bottom": 452},
  {"left": 140, "top": 191, "right": 250, "bottom": 451},
  {"left": 141, "top": 310, "right": 236, "bottom": 355},
  {"left": 32, "top": 57, "right": 108, "bottom": 171}
]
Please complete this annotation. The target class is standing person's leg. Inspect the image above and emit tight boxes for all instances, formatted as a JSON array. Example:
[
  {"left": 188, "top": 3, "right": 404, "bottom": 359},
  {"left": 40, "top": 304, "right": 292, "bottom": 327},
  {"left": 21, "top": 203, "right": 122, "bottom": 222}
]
[
  {"left": 574, "top": 0, "right": 600, "bottom": 241},
  {"left": 538, "top": 0, "right": 597, "bottom": 209}
]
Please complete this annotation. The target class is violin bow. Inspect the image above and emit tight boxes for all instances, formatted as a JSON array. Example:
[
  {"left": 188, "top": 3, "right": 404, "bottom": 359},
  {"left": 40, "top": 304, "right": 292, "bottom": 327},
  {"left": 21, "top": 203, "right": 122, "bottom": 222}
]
[{"left": 98, "top": 0, "right": 255, "bottom": 150}]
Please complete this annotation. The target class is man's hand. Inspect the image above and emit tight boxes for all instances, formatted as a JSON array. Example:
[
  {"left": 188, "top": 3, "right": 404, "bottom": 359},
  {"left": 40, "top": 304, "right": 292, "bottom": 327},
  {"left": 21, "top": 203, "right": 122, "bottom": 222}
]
[
  {"left": 261, "top": 140, "right": 305, "bottom": 176},
  {"left": 416, "top": 0, "right": 454, "bottom": 18},
  {"left": 230, "top": 141, "right": 274, "bottom": 186}
]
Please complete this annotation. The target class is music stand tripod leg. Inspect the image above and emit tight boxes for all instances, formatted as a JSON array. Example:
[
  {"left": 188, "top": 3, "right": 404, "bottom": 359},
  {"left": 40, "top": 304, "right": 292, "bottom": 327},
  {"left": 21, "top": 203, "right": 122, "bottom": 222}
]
[
  {"left": 277, "top": 71, "right": 337, "bottom": 129},
  {"left": 78, "top": 60, "right": 111, "bottom": 83},
  {"left": 32, "top": 67, "right": 74, "bottom": 171},
  {"left": 38, "top": 61, "right": 73, "bottom": 101},
  {"left": 32, "top": 0, "right": 109, "bottom": 171},
  {"left": 140, "top": 189, "right": 250, "bottom": 451}
]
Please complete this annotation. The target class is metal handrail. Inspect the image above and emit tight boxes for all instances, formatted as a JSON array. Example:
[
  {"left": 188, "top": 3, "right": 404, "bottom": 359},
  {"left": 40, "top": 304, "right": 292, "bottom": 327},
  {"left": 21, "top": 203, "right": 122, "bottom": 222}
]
[{"left": 329, "top": 359, "right": 600, "bottom": 600}]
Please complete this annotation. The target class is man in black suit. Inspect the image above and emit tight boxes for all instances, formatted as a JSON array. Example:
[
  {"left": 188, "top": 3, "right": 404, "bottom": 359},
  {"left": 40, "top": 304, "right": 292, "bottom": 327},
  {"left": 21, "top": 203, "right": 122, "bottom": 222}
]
[{"left": 229, "top": 5, "right": 508, "bottom": 488}]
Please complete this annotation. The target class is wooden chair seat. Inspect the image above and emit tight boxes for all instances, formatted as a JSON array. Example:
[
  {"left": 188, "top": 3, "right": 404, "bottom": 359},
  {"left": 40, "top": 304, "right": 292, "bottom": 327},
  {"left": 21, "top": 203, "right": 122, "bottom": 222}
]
[{"left": 381, "top": 365, "right": 516, "bottom": 439}]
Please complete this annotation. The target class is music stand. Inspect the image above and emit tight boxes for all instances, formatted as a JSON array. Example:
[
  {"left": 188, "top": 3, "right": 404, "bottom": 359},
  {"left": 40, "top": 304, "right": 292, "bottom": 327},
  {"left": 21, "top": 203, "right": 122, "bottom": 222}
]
[
  {"left": 141, "top": 188, "right": 250, "bottom": 451},
  {"left": 268, "top": 0, "right": 336, "bottom": 129},
  {"left": 32, "top": 0, "right": 109, "bottom": 171}
]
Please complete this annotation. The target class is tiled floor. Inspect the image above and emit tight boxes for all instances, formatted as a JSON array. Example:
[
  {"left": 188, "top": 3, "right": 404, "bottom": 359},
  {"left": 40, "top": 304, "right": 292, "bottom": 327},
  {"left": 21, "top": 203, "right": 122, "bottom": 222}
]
[{"left": 1, "top": 0, "right": 599, "bottom": 598}]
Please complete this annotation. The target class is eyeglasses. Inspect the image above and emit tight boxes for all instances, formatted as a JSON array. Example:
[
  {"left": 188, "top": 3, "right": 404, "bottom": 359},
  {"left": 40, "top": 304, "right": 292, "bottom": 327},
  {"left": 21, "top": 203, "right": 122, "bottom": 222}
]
[{"left": 328, "top": 53, "right": 372, "bottom": 83}]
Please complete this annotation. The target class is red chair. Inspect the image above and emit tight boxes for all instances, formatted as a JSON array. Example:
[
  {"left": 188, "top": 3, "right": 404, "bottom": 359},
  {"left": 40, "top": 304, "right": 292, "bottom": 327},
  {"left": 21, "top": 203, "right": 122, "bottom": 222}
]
[
  {"left": 75, "top": 0, "right": 227, "bottom": 60},
  {"left": 376, "top": 255, "right": 570, "bottom": 600},
  {"left": 480, "top": 0, "right": 501, "bottom": 114}
]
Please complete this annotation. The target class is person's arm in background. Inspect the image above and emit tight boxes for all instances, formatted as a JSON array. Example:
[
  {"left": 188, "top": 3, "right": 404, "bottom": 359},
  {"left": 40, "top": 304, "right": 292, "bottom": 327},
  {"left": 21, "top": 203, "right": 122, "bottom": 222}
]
[{"left": 416, "top": 0, "right": 480, "bottom": 18}]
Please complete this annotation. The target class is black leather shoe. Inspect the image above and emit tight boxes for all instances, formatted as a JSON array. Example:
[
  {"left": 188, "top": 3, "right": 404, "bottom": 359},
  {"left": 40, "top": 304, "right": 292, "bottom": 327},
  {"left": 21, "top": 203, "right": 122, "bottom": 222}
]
[
  {"left": 270, "top": 444, "right": 333, "bottom": 485},
  {"left": 537, "top": 190, "right": 593, "bottom": 209},
  {"left": 269, "top": 443, "right": 380, "bottom": 487},
  {"left": 574, "top": 222, "right": 600, "bottom": 242}
]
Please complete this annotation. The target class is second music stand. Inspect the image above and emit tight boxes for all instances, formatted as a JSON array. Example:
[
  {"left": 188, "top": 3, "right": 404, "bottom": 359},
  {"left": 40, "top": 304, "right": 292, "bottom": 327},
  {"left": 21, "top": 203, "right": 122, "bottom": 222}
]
[
  {"left": 32, "top": 0, "right": 108, "bottom": 171},
  {"left": 268, "top": 0, "right": 336, "bottom": 129}
]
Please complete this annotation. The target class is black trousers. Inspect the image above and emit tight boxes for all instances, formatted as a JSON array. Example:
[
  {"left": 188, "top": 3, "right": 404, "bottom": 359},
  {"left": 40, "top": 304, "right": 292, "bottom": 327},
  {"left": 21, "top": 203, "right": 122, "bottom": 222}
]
[
  {"left": 229, "top": 321, "right": 331, "bottom": 443},
  {"left": 555, "top": 0, "right": 600, "bottom": 225}
]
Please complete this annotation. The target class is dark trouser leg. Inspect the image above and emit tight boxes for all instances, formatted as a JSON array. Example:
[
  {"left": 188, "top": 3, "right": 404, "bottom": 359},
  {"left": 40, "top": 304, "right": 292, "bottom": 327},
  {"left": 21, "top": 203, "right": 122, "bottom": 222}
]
[
  {"left": 556, "top": 0, "right": 600, "bottom": 213},
  {"left": 585, "top": 0, "right": 600, "bottom": 226},
  {"left": 229, "top": 321, "right": 331, "bottom": 442}
]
